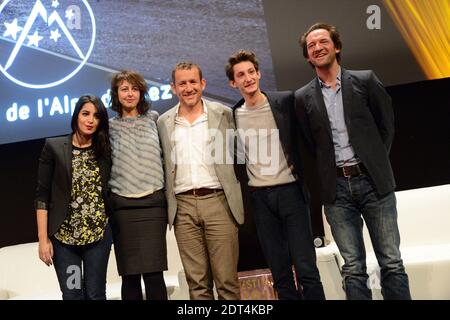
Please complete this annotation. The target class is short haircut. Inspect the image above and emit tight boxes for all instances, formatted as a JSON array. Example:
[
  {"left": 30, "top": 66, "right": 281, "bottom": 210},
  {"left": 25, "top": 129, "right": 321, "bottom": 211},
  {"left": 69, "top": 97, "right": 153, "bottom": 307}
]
[
  {"left": 225, "top": 50, "right": 259, "bottom": 81},
  {"left": 171, "top": 61, "right": 203, "bottom": 84},
  {"left": 299, "top": 22, "right": 342, "bottom": 63}
]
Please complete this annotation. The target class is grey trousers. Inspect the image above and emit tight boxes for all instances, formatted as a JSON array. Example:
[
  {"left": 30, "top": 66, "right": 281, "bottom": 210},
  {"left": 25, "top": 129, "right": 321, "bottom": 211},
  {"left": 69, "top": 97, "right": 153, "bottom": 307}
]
[{"left": 174, "top": 191, "right": 240, "bottom": 300}]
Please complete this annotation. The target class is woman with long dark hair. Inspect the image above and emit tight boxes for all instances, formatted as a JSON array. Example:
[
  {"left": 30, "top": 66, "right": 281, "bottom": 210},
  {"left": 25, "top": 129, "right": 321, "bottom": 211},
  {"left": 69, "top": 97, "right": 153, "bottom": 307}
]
[
  {"left": 108, "top": 70, "right": 168, "bottom": 300},
  {"left": 35, "top": 95, "right": 112, "bottom": 300}
]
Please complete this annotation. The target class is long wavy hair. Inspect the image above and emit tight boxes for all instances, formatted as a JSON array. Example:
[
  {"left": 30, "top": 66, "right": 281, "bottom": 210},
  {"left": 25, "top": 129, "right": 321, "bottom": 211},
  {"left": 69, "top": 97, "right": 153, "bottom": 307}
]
[
  {"left": 71, "top": 95, "right": 111, "bottom": 159},
  {"left": 109, "top": 70, "right": 150, "bottom": 116}
]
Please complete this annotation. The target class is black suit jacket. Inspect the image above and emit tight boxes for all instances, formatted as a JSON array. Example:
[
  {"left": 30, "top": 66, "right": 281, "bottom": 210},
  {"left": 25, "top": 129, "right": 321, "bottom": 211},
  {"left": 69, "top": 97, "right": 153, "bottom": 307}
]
[
  {"left": 294, "top": 68, "right": 395, "bottom": 205},
  {"left": 35, "top": 135, "right": 111, "bottom": 236},
  {"left": 232, "top": 91, "right": 310, "bottom": 201}
]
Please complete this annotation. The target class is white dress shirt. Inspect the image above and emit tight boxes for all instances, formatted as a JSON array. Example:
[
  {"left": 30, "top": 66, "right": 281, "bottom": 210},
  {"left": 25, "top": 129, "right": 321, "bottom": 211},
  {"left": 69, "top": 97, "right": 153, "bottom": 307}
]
[{"left": 173, "top": 101, "right": 222, "bottom": 194}]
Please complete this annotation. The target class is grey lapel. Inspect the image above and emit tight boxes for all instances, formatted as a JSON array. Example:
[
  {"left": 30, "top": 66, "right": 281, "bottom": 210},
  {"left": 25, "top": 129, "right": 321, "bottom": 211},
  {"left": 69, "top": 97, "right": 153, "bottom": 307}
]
[
  {"left": 206, "top": 101, "right": 224, "bottom": 131},
  {"left": 164, "top": 107, "right": 177, "bottom": 151}
]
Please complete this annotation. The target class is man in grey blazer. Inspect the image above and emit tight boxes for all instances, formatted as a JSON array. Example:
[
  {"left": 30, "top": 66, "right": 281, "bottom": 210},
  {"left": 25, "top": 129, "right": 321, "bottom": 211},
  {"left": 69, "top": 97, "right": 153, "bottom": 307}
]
[
  {"left": 295, "top": 22, "right": 411, "bottom": 300},
  {"left": 157, "top": 61, "right": 244, "bottom": 300}
]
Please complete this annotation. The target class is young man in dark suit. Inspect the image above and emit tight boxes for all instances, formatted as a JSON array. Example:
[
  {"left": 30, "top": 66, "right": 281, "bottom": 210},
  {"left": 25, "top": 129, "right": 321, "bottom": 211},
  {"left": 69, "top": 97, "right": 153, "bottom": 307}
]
[
  {"left": 295, "top": 22, "right": 411, "bottom": 300},
  {"left": 226, "top": 50, "right": 325, "bottom": 300}
]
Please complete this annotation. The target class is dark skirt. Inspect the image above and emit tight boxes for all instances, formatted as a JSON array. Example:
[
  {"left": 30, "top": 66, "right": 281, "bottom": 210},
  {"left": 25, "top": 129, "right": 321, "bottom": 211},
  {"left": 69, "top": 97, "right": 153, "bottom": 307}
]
[{"left": 110, "top": 190, "right": 168, "bottom": 276}]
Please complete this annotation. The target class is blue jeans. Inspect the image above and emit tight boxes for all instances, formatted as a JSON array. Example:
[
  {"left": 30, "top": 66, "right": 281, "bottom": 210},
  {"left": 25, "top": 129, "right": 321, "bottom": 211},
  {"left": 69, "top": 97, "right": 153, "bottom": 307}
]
[
  {"left": 324, "top": 175, "right": 411, "bottom": 300},
  {"left": 51, "top": 225, "right": 113, "bottom": 300},
  {"left": 251, "top": 182, "right": 325, "bottom": 300}
]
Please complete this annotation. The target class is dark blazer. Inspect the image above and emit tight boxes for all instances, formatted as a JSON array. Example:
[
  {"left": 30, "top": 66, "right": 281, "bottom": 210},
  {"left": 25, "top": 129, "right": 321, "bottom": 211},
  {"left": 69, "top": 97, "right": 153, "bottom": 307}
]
[
  {"left": 294, "top": 68, "right": 395, "bottom": 205},
  {"left": 35, "top": 135, "right": 111, "bottom": 236},
  {"left": 232, "top": 91, "right": 310, "bottom": 201}
]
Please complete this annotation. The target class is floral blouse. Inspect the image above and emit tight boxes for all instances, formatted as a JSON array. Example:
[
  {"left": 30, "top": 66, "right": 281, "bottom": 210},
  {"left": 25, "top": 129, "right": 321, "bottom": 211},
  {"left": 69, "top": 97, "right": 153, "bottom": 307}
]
[{"left": 54, "top": 146, "right": 108, "bottom": 245}]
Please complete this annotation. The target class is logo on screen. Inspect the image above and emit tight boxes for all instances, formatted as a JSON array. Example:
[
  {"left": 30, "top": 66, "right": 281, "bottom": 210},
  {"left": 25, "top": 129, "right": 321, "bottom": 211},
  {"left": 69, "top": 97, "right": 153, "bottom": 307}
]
[{"left": 0, "top": 0, "right": 95, "bottom": 89}]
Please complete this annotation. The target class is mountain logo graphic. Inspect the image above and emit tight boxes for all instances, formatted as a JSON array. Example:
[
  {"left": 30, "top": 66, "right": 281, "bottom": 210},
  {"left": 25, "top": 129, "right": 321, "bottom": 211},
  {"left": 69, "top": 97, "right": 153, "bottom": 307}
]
[{"left": 0, "top": 0, "right": 96, "bottom": 89}]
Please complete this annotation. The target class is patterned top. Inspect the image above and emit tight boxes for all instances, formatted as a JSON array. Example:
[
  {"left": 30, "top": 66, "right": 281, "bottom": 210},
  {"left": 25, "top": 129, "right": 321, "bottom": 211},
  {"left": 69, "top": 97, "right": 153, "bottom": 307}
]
[
  {"left": 54, "top": 146, "right": 108, "bottom": 245},
  {"left": 109, "top": 112, "right": 164, "bottom": 197}
]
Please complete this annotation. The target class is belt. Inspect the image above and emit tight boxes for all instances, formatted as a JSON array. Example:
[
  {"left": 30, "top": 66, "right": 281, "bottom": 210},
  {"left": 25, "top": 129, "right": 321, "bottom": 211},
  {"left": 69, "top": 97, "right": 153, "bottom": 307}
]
[
  {"left": 179, "top": 188, "right": 222, "bottom": 197},
  {"left": 337, "top": 163, "right": 367, "bottom": 178}
]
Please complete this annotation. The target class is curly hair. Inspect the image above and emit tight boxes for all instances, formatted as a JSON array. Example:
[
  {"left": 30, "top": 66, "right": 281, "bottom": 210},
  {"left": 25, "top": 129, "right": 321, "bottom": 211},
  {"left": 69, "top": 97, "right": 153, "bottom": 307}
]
[{"left": 109, "top": 70, "right": 150, "bottom": 116}]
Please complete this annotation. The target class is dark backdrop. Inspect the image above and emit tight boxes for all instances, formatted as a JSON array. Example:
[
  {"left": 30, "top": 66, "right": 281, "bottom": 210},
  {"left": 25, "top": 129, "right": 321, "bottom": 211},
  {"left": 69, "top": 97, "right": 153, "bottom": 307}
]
[{"left": 261, "top": 0, "right": 426, "bottom": 88}]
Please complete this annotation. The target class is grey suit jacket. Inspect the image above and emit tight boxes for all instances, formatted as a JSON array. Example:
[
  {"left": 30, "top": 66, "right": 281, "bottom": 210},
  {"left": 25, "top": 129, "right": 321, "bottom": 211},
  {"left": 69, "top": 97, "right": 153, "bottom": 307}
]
[
  {"left": 157, "top": 99, "right": 244, "bottom": 228},
  {"left": 295, "top": 68, "right": 395, "bottom": 204}
]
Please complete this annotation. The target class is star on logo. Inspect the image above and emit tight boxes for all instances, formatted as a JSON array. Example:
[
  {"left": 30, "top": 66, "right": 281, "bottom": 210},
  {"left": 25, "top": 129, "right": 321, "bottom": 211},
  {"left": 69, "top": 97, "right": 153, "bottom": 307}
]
[
  {"left": 27, "top": 30, "right": 43, "bottom": 47},
  {"left": 65, "top": 9, "right": 74, "bottom": 20},
  {"left": 0, "top": 0, "right": 97, "bottom": 89},
  {"left": 50, "top": 28, "right": 61, "bottom": 42},
  {"left": 3, "top": 18, "right": 23, "bottom": 40}
]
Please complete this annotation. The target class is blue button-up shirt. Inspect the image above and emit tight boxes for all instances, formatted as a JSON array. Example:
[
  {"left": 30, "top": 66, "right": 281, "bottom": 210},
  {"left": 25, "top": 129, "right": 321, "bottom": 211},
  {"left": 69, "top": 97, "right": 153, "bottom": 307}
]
[{"left": 319, "top": 68, "right": 358, "bottom": 167}]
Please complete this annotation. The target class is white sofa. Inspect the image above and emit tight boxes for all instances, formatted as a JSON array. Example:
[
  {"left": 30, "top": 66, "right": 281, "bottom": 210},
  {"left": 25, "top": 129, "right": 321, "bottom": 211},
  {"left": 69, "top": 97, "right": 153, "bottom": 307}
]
[
  {"left": 322, "top": 184, "right": 450, "bottom": 299},
  {"left": 0, "top": 228, "right": 184, "bottom": 300}
]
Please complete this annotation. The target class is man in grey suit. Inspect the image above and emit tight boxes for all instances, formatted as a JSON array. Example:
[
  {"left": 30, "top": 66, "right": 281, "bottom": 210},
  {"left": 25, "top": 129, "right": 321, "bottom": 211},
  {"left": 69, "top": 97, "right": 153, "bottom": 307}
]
[
  {"left": 157, "top": 61, "right": 244, "bottom": 300},
  {"left": 295, "top": 23, "right": 411, "bottom": 300}
]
